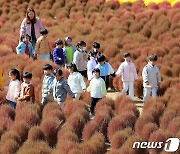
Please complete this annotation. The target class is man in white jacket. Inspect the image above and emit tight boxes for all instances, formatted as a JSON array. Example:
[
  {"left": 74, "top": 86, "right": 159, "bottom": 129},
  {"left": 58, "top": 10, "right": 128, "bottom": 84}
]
[{"left": 142, "top": 54, "right": 161, "bottom": 101}]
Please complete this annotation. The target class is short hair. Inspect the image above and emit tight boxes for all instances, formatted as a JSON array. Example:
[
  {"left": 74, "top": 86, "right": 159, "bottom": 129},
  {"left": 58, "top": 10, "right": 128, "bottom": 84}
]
[
  {"left": 149, "top": 54, "right": 158, "bottom": 61},
  {"left": 66, "top": 63, "right": 78, "bottom": 72},
  {"left": 92, "top": 42, "right": 100, "bottom": 49},
  {"left": 43, "top": 64, "right": 53, "bottom": 70},
  {"left": 92, "top": 68, "right": 100, "bottom": 74},
  {"left": 90, "top": 50, "right": 98, "bottom": 56},
  {"left": 40, "top": 29, "right": 48, "bottom": 35},
  {"left": 54, "top": 68, "right": 63, "bottom": 76},
  {"left": 23, "top": 72, "right": 32, "bottom": 79},
  {"left": 123, "top": 52, "right": 130, "bottom": 58},
  {"left": 55, "top": 39, "right": 63, "bottom": 45},
  {"left": 97, "top": 55, "right": 106, "bottom": 62},
  {"left": 77, "top": 41, "right": 86, "bottom": 47}
]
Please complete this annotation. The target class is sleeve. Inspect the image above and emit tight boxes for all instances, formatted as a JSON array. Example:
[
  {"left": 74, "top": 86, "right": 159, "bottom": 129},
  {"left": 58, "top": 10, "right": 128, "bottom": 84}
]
[
  {"left": 142, "top": 66, "right": 148, "bottom": 83},
  {"left": 18, "top": 86, "right": 34, "bottom": 101},
  {"left": 63, "top": 81, "right": 75, "bottom": 98},
  {"left": 87, "top": 80, "right": 92, "bottom": 92},
  {"left": 14, "top": 82, "right": 21, "bottom": 99},
  {"left": 38, "top": 18, "right": 44, "bottom": 30},
  {"left": 79, "top": 74, "right": 86, "bottom": 90},
  {"left": 48, "top": 41, "right": 52, "bottom": 53},
  {"left": 87, "top": 61, "right": 93, "bottom": 72},
  {"left": 157, "top": 67, "right": 161, "bottom": 83},
  {"left": 108, "top": 63, "right": 115, "bottom": 77},
  {"left": 73, "top": 52, "right": 80, "bottom": 69},
  {"left": 16, "top": 43, "right": 22, "bottom": 54},
  {"left": 115, "top": 63, "right": 123, "bottom": 77},
  {"left": 48, "top": 77, "right": 54, "bottom": 93},
  {"left": 35, "top": 39, "right": 40, "bottom": 54},
  {"left": 53, "top": 49, "right": 58, "bottom": 63},
  {"left": 133, "top": 63, "right": 138, "bottom": 80},
  {"left": 20, "top": 19, "right": 26, "bottom": 37},
  {"left": 101, "top": 80, "right": 107, "bottom": 97}
]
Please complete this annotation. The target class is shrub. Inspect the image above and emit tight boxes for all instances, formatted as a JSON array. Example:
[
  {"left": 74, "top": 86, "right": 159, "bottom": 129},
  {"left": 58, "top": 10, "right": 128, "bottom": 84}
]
[
  {"left": 167, "top": 117, "right": 180, "bottom": 136},
  {"left": 111, "top": 128, "right": 133, "bottom": 149},
  {"left": 57, "top": 130, "right": 79, "bottom": 143},
  {"left": 0, "top": 116, "right": 13, "bottom": 131},
  {"left": 0, "top": 130, "right": 21, "bottom": 144},
  {"left": 140, "top": 122, "right": 159, "bottom": 141},
  {"left": 41, "top": 117, "right": 63, "bottom": 146},
  {"left": 108, "top": 112, "right": 136, "bottom": 141},
  {"left": 11, "top": 121, "right": 30, "bottom": 143},
  {"left": 0, "top": 104, "right": 15, "bottom": 120},
  {"left": 149, "top": 130, "right": 172, "bottom": 153},
  {"left": 0, "top": 139, "right": 19, "bottom": 154},
  {"left": 135, "top": 115, "right": 155, "bottom": 135},
  {"left": 28, "top": 126, "right": 45, "bottom": 142},
  {"left": 16, "top": 141, "right": 52, "bottom": 154},
  {"left": 94, "top": 97, "right": 115, "bottom": 111},
  {"left": 82, "top": 121, "right": 100, "bottom": 141}
]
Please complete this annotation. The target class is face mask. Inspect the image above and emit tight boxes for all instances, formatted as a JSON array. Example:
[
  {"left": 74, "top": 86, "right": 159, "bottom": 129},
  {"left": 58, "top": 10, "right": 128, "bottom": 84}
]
[{"left": 82, "top": 47, "right": 87, "bottom": 51}]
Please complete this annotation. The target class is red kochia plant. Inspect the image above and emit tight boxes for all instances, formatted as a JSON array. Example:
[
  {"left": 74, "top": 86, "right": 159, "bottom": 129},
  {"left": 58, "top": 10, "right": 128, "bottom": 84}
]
[
  {"left": 0, "top": 131, "right": 21, "bottom": 145},
  {"left": 40, "top": 117, "right": 63, "bottom": 146},
  {"left": 0, "top": 117, "right": 13, "bottom": 131},
  {"left": 167, "top": 117, "right": 180, "bottom": 136},
  {"left": 160, "top": 109, "right": 178, "bottom": 130},
  {"left": 111, "top": 128, "right": 133, "bottom": 149},
  {"left": 135, "top": 115, "right": 155, "bottom": 135},
  {"left": 64, "top": 100, "right": 88, "bottom": 118},
  {"left": 16, "top": 141, "right": 52, "bottom": 154},
  {"left": 42, "top": 102, "right": 61, "bottom": 116},
  {"left": 0, "top": 139, "right": 19, "bottom": 154},
  {"left": 82, "top": 121, "right": 100, "bottom": 141},
  {"left": 0, "top": 104, "right": 15, "bottom": 120},
  {"left": 11, "top": 121, "right": 30, "bottom": 143},
  {"left": 94, "top": 97, "right": 115, "bottom": 111},
  {"left": 108, "top": 111, "right": 136, "bottom": 142},
  {"left": 140, "top": 122, "right": 159, "bottom": 141},
  {"left": 28, "top": 126, "right": 45, "bottom": 142},
  {"left": 149, "top": 130, "right": 172, "bottom": 154}
]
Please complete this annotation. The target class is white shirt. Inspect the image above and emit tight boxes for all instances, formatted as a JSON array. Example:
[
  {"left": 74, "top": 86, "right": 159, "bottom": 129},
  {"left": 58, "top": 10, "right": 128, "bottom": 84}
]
[
  {"left": 68, "top": 72, "right": 86, "bottom": 93},
  {"left": 6, "top": 79, "right": 20, "bottom": 102},
  {"left": 87, "top": 57, "right": 97, "bottom": 80}
]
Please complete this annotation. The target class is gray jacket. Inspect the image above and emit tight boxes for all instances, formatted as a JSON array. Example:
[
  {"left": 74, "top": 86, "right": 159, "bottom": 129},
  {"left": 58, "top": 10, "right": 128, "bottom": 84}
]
[
  {"left": 142, "top": 63, "right": 161, "bottom": 88},
  {"left": 52, "top": 77, "right": 75, "bottom": 102},
  {"left": 42, "top": 74, "right": 55, "bottom": 98}
]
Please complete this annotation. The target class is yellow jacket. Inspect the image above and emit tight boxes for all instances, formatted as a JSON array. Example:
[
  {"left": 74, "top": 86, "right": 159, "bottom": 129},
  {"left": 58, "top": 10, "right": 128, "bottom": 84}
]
[
  {"left": 0, "top": 68, "right": 3, "bottom": 90},
  {"left": 35, "top": 36, "right": 52, "bottom": 54}
]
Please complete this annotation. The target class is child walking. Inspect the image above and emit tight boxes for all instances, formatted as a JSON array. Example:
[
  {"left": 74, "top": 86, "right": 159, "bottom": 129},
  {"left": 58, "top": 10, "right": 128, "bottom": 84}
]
[
  {"left": 35, "top": 29, "right": 52, "bottom": 60},
  {"left": 63, "top": 36, "right": 76, "bottom": 64},
  {"left": 52, "top": 39, "right": 65, "bottom": 68},
  {"left": 87, "top": 50, "right": 98, "bottom": 80},
  {"left": 17, "top": 72, "right": 35, "bottom": 103},
  {"left": 67, "top": 63, "right": 86, "bottom": 100},
  {"left": 6, "top": 68, "right": 21, "bottom": 108},
  {"left": 73, "top": 41, "right": 88, "bottom": 78},
  {"left": 142, "top": 54, "right": 161, "bottom": 101},
  {"left": 52, "top": 68, "right": 75, "bottom": 110},
  {"left": 116, "top": 52, "right": 138, "bottom": 100},
  {"left": 87, "top": 68, "right": 107, "bottom": 116},
  {"left": 16, "top": 34, "right": 34, "bottom": 58},
  {"left": 41, "top": 64, "right": 55, "bottom": 106},
  {"left": 96, "top": 55, "right": 115, "bottom": 89}
]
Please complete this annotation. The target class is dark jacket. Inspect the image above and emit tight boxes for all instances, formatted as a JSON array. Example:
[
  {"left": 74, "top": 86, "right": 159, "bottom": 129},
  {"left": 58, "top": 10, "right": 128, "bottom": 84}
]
[{"left": 53, "top": 47, "right": 65, "bottom": 65}]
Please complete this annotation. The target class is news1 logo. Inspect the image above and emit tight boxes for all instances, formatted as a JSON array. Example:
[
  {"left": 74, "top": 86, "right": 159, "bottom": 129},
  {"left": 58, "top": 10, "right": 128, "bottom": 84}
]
[{"left": 133, "top": 138, "right": 180, "bottom": 152}]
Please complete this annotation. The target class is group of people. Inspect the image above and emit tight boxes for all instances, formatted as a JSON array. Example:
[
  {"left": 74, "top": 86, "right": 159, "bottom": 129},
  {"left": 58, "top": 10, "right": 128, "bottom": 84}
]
[{"left": 1, "top": 7, "right": 162, "bottom": 116}]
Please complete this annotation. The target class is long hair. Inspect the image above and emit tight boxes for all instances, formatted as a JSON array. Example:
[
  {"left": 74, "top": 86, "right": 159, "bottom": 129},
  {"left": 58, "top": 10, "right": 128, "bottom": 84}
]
[
  {"left": 26, "top": 7, "right": 36, "bottom": 24},
  {"left": 9, "top": 68, "right": 20, "bottom": 81}
]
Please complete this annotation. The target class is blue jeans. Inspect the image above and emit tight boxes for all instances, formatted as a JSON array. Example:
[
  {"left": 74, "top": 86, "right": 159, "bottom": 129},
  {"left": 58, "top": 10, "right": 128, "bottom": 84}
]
[
  {"left": 9, "top": 101, "right": 16, "bottom": 109},
  {"left": 38, "top": 54, "right": 50, "bottom": 61}
]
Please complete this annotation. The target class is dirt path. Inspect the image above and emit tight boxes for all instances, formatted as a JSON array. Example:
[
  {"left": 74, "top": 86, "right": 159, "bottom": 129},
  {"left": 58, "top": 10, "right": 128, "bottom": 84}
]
[{"left": 106, "top": 92, "right": 144, "bottom": 115}]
